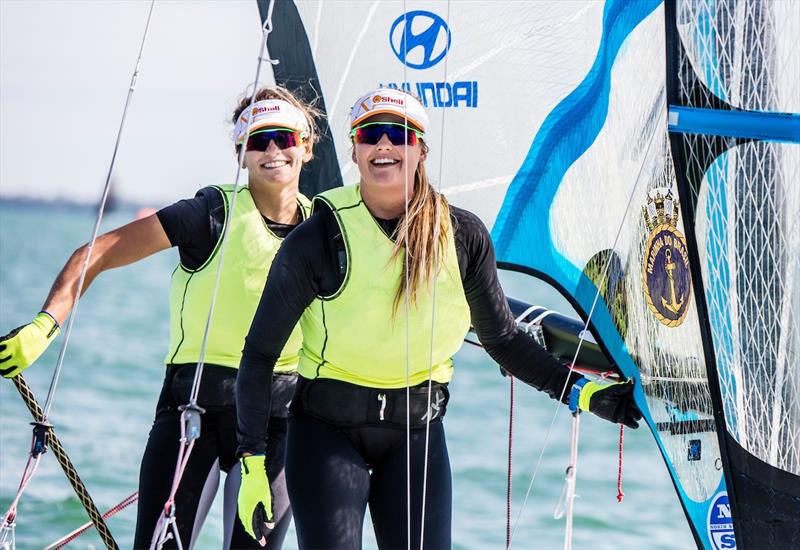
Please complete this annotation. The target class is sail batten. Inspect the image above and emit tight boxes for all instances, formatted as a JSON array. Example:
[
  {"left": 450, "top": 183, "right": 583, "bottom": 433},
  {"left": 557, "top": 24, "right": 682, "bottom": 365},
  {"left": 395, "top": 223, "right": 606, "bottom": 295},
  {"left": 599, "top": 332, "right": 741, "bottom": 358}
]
[{"left": 668, "top": 106, "right": 800, "bottom": 142}]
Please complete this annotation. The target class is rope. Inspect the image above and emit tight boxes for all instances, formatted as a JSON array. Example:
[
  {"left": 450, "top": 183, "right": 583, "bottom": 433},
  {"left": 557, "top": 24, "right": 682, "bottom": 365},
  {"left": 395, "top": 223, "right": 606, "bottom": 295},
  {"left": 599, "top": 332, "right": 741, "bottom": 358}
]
[
  {"left": 46, "top": 492, "right": 138, "bottom": 550},
  {"left": 507, "top": 103, "right": 662, "bottom": 548},
  {"left": 616, "top": 425, "right": 625, "bottom": 502},
  {"left": 6, "top": 375, "right": 117, "bottom": 549},
  {"left": 553, "top": 412, "right": 581, "bottom": 550},
  {"left": 0, "top": 450, "right": 42, "bottom": 549},
  {"left": 150, "top": 1, "right": 278, "bottom": 547},
  {"left": 150, "top": 416, "right": 195, "bottom": 550},
  {"left": 151, "top": 413, "right": 195, "bottom": 545},
  {"left": 506, "top": 376, "right": 515, "bottom": 550}
]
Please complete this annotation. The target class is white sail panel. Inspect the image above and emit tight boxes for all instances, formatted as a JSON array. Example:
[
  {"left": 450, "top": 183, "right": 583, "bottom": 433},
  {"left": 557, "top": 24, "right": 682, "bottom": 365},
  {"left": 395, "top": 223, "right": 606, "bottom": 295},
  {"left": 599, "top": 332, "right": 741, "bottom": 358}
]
[
  {"left": 694, "top": 141, "right": 800, "bottom": 475},
  {"left": 550, "top": 5, "right": 723, "bottom": 503},
  {"left": 676, "top": 0, "right": 799, "bottom": 112},
  {"left": 292, "top": 0, "right": 604, "bottom": 227}
]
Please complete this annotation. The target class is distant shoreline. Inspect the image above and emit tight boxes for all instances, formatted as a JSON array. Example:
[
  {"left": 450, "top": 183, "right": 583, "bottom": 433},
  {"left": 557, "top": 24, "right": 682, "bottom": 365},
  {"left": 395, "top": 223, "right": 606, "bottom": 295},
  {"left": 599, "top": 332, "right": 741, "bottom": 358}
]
[{"left": 0, "top": 195, "right": 148, "bottom": 213}]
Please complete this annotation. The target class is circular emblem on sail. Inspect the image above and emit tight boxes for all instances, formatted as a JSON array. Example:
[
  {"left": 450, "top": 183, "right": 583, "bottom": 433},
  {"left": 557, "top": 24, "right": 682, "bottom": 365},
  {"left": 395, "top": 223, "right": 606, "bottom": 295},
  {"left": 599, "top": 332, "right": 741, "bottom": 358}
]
[
  {"left": 707, "top": 492, "right": 736, "bottom": 549},
  {"left": 389, "top": 11, "right": 451, "bottom": 70},
  {"left": 642, "top": 189, "right": 692, "bottom": 327}
]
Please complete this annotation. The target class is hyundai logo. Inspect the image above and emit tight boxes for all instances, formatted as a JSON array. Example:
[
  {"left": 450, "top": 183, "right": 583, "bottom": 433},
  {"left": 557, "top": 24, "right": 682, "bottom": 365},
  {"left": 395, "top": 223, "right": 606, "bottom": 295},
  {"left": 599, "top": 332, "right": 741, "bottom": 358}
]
[{"left": 390, "top": 11, "right": 451, "bottom": 70}]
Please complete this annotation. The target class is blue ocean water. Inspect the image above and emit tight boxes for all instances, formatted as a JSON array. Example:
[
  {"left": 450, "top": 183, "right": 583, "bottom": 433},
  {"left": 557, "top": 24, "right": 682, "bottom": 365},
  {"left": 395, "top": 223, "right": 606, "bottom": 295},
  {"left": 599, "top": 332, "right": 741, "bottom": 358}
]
[{"left": 0, "top": 202, "right": 695, "bottom": 549}]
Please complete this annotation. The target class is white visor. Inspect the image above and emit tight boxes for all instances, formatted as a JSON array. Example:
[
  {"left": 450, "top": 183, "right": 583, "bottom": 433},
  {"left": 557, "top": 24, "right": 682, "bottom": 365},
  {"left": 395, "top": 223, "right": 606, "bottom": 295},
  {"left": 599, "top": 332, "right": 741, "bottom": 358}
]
[
  {"left": 234, "top": 99, "right": 309, "bottom": 145},
  {"left": 349, "top": 88, "right": 428, "bottom": 134}
]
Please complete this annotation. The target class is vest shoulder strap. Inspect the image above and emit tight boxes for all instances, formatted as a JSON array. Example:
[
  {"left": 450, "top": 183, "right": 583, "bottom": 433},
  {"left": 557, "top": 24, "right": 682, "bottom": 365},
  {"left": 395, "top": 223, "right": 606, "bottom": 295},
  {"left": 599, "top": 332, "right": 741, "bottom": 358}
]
[
  {"left": 203, "top": 185, "right": 229, "bottom": 245},
  {"left": 314, "top": 185, "right": 360, "bottom": 212},
  {"left": 298, "top": 192, "right": 313, "bottom": 219}
]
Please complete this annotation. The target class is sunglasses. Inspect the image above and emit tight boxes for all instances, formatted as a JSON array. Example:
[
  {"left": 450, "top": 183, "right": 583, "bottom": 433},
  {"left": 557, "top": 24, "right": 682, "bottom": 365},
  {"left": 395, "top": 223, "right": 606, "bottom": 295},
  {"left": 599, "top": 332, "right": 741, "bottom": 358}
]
[
  {"left": 350, "top": 122, "right": 423, "bottom": 146},
  {"left": 245, "top": 128, "right": 305, "bottom": 151}
]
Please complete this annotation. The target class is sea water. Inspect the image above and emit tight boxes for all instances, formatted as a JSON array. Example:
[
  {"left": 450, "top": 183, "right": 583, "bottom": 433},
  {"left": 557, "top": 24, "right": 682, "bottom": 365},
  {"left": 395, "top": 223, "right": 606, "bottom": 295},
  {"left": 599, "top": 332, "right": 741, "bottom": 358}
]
[{"left": 0, "top": 202, "right": 695, "bottom": 549}]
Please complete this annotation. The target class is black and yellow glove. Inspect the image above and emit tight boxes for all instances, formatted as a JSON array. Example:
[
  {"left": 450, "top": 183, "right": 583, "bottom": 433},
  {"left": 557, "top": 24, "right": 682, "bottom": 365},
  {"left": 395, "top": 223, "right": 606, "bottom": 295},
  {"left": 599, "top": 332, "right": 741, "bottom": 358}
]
[
  {"left": 0, "top": 311, "right": 60, "bottom": 378},
  {"left": 569, "top": 378, "right": 642, "bottom": 429},
  {"left": 238, "top": 454, "right": 274, "bottom": 545}
]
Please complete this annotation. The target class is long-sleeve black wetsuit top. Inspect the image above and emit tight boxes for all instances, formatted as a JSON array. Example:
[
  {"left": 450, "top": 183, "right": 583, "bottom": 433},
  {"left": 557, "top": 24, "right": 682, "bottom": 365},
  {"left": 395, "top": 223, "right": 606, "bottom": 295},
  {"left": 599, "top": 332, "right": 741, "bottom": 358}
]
[{"left": 237, "top": 201, "right": 583, "bottom": 455}]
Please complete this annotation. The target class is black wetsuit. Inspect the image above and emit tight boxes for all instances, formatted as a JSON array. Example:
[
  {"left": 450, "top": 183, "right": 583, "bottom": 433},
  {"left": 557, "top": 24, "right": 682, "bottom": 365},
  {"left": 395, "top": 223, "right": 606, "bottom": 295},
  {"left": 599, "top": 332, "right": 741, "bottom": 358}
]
[
  {"left": 237, "top": 203, "right": 581, "bottom": 549},
  {"left": 132, "top": 189, "right": 298, "bottom": 549}
]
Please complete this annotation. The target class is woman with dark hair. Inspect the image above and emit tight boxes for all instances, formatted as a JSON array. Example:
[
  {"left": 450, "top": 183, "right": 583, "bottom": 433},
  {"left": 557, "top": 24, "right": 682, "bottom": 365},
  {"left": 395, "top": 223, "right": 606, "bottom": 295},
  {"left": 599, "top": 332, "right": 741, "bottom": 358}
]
[
  {"left": 236, "top": 87, "right": 641, "bottom": 548},
  {"left": 0, "top": 86, "right": 320, "bottom": 549}
]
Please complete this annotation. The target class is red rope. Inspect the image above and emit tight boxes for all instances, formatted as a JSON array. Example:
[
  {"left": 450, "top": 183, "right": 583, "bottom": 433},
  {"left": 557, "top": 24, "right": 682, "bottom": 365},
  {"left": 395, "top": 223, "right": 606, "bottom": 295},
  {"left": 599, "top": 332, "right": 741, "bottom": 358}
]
[
  {"left": 616, "top": 424, "right": 625, "bottom": 503},
  {"left": 49, "top": 492, "right": 139, "bottom": 549},
  {"left": 506, "top": 375, "right": 514, "bottom": 549}
]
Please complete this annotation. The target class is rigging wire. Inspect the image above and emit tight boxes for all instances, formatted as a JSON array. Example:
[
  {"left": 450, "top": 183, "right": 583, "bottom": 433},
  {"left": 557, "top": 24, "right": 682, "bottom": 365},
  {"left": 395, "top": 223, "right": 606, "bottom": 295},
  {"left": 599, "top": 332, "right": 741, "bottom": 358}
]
[
  {"left": 418, "top": 1, "right": 452, "bottom": 548},
  {"left": 1, "top": 4, "right": 156, "bottom": 549},
  {"left": 41, "top": 0, "right": 156, "bottom": 421},
  {"left": 150, "top": 1, "right": 279, "bottom": 547},
  {"left": 507, "top": 112, "right": 664, "bottom": 548},
  {"left": 401, "top": 4, "right": 412, "bottom": 549}
]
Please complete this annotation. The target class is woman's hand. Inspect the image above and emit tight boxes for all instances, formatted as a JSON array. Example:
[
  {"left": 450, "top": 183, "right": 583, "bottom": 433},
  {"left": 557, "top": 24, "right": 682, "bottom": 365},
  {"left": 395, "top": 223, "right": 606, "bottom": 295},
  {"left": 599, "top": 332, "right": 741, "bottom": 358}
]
[
  {"left": 238, "top": 454, "right": 274, "bottom": 546},
  {"left": 570, "top": 378, "right": 643, "bottom": 429},
  {"left": 0, "top": 311, "right": 60, "bottom": 378}
]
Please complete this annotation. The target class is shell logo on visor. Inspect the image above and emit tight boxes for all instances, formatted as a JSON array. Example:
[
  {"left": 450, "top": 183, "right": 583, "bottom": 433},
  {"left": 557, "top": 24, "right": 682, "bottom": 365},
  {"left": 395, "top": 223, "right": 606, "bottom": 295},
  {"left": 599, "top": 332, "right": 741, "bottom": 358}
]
[
  {"left": 350, "top": 88, "right": 429, "bottom": 134},
  {"left": 234, "top": 99, "right": 309, "bottom": 145}
]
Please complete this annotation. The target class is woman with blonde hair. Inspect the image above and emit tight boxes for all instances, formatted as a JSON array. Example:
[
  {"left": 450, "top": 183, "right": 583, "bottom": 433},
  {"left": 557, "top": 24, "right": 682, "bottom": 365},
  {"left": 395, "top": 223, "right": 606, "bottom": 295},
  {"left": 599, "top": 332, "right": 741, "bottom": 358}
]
[
  {"left": 0, "top": 85, "right": 320, "bottom": 549},
  {"left": 236, "top": 87, "right": 641, "bottom": 548}
]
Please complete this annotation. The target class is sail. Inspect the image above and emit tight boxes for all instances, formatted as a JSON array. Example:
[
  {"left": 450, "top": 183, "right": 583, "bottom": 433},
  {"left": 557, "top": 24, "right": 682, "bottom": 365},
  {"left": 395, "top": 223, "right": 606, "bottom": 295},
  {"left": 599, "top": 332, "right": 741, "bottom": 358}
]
[
  {"left": 486, "top": 2, "right": 730, "bottom": 545},
  {"left": 665, "top": 0, "right": 800, "bottom": 546},
  {"left": 262, "top": 0, "right": 799, "bottom": 546}
]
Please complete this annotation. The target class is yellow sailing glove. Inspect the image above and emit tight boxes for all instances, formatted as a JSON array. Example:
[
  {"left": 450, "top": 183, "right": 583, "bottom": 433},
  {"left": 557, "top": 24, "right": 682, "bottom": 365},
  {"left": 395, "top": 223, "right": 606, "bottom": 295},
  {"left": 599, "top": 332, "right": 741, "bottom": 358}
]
[
  {"left": 238, "top": 454, "right": 274, "bottom": 545},
  {"left": 0, "top": 312, "right": 60, "bottom": 378},
  {"left": 570, "top": 378, "right": 642, "bottom": 429}
]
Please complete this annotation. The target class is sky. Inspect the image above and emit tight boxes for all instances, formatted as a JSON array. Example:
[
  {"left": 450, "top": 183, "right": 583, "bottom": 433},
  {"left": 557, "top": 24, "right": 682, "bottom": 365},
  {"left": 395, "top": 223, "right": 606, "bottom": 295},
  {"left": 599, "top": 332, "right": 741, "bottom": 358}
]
[{"left": 1, "top": 1, "right": 270, "bottom": 206}]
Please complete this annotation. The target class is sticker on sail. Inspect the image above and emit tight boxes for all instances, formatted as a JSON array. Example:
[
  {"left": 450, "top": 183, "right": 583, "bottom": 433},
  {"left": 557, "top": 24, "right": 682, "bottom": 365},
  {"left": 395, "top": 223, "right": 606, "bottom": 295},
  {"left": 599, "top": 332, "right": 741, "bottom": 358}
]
[
  {"left": 642, "top": 189, "right": 691, "bottom": 327},
  {"left": 707, "top": 492, "right": 736, "bottom": 549},
  {"left": 688, "top": 439, "right": 702, "bottom": 461}
]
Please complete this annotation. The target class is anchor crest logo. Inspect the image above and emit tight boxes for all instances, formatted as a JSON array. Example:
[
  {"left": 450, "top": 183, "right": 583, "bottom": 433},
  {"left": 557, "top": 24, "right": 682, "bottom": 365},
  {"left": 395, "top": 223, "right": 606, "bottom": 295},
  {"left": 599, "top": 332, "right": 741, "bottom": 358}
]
[{"left": 642, "top": 188, "right": 692, "bottom": 327}]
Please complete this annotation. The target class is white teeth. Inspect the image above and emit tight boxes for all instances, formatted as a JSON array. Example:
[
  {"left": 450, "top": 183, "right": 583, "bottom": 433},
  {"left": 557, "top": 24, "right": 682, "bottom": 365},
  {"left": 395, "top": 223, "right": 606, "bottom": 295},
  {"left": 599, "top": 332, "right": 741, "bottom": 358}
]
[
  {"left": 371, "top": 158, "right": 398, "bottom": 165},
  {"left": 263, "top": 160, "right": 288, "bottom": 168},
  {"left": 262, "top": 160, "right": 289, "bottom": 168}
]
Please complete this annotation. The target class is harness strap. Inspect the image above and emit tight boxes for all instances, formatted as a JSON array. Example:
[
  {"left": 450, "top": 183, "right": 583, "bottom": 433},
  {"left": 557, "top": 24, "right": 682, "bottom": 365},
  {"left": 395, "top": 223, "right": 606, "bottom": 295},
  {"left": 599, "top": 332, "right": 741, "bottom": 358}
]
[{"left": 296, "top": 377, "right": 450, "bottom": 428}]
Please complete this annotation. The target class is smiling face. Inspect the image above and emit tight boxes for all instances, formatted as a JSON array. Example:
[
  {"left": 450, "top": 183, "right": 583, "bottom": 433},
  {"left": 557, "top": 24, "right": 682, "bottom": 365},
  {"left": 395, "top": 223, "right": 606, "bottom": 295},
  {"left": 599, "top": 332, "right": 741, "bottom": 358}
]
[
  {"left": 352, "top": 113, "right": 427, "bottom": 204},
  {"left": 243, "top": 130, "right": 312, "bottom": 190}
]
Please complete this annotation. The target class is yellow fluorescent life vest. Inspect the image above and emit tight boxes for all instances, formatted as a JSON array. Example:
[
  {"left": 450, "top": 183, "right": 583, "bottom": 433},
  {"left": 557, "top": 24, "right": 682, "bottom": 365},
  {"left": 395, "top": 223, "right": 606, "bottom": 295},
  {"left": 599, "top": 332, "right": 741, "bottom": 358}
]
[
  {"left": 165, "top": 185, "right": 310, "bottom": 371},
  {"left": 298, "top": 184, "right": 471, "bottom": 388}
]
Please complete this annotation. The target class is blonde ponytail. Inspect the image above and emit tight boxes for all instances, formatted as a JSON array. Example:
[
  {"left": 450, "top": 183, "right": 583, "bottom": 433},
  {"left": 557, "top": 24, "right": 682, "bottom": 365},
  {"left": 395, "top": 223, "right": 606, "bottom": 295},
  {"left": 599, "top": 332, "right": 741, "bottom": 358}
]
[{"left": 389, "top": 158, "right": 450, "bottom": 314}]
